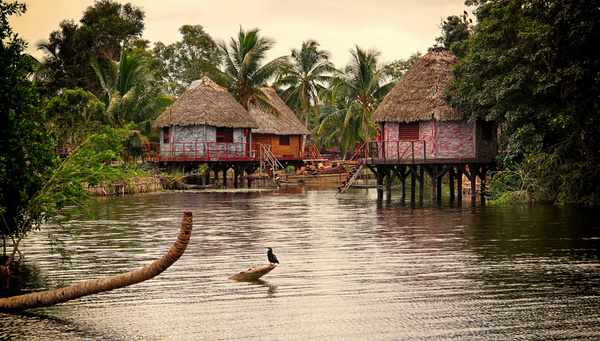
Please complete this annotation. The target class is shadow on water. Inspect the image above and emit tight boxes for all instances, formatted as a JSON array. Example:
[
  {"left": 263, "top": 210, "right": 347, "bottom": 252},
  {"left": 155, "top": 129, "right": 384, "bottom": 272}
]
[{"left": 232, "top": 278, "right": 278, "bottom": 298}]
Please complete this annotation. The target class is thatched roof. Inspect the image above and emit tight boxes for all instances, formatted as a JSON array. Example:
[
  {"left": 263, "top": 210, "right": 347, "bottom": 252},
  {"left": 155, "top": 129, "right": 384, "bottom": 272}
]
[
  {"left": 153, "top": 76, "right": 258, "bottom": 129},
  {"left": 371, "top": 47, "right": 462, "bottom": 123},
  {"left": 248, "top": 87, "right": 311, "bottom": 135}
]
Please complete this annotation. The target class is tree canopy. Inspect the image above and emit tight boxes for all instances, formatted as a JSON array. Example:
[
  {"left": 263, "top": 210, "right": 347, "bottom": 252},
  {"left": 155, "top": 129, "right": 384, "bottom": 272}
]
[
  {"left": 152, "top": 25, "right": 221, "bottom": 97},
  {"left": 35, "top": 0, "right": 145, "bottom": 97},
  {"left": 277, "top": 39, "right": 335, "bottom": 139},
  {"left": 219, "top": 27, "right": 288, "bottom": 111},
  {"left": 446, "top": 0, "right": 600, "bottom": 204},
  {"left": 318, "top": 46, "right": 393, "bottom": 153},
  {"left": 1, "top": 1, "right": 57, "bottom": 242}
]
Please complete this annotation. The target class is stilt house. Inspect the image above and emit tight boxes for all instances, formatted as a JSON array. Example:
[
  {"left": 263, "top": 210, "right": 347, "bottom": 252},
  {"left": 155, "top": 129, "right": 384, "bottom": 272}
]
[
  {"left": 248, "top": 87, "right": 311, "bottom": 160},
  {"left": 152, "top": 77, "right": 259, "bottom": 161},
  {"left": 371, "top": 47, "right": 497, "bottom": 162}
]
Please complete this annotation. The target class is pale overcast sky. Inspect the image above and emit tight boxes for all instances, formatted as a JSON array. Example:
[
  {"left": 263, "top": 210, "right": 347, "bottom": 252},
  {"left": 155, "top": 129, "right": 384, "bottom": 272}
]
[{"left": 10, "top": 0, "right": 471, "bottom": 66}]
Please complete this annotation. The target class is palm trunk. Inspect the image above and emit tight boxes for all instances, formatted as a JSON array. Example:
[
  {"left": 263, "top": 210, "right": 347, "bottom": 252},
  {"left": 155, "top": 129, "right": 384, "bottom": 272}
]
[{"left": 0, "top": 212, "right": 193, "bottom": 310}]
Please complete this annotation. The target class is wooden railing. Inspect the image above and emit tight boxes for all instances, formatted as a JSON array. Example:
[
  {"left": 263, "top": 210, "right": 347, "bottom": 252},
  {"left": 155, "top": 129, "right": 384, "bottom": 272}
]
[
  {"left": 142, "top": 142, "right": 260, "bottom": 162},
  {"left": 361, "top": 140, "right": 427, "bottom": 164},
  {"left": 305, "top": 143, "right": 322, "bottom": 160}
]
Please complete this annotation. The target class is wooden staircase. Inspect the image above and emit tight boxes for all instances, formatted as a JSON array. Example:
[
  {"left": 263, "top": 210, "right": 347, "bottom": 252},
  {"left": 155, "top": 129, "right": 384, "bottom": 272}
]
[
  {"left": 336, "top": 164, "right": 364, "bottom": 195},
  {"left": 306, "top": 143, "right": 322, "bottom": 160},
  {"left": 259, "top": 144, "right": 284, "bottom": 187},
  {"left": 336, "top": 143, "right": 368, "bottom": 195}
]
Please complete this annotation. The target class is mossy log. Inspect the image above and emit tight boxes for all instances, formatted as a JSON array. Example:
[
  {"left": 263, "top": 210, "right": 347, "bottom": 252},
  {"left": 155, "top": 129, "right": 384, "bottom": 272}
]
[
  {"left": 0, "top": 212, "right": 193, "bottom": 310},
  {"left": 229, "top": 264, "right": 276, "bottom": 281}
]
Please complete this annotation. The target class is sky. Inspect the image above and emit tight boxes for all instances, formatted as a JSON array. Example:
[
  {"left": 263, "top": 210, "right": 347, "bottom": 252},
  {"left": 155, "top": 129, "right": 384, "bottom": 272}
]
[{"left": 9, "top": 0, "right": 471, "bottom": 67}]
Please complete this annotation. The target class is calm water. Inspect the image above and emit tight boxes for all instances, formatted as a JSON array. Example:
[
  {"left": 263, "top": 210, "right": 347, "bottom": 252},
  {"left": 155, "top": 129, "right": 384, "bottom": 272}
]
[{"left": 1, "top": 185, "right": 599, "bottom": 340}]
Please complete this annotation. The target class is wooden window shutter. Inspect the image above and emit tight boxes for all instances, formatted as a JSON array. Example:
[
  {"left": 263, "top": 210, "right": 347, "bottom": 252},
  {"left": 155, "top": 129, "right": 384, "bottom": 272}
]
[{"left": 398, "top": 122, "right": 419, "bottom": 140}]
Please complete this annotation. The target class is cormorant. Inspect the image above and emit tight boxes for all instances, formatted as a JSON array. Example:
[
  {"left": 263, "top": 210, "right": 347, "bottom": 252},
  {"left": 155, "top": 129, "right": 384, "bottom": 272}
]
[{"left": 267, "top": 247, "right": 279, "bottom": 265}]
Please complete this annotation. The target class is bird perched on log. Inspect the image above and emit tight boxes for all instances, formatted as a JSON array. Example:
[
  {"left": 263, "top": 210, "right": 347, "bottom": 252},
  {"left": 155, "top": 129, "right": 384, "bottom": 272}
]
[{"left": 267, "top": 247, "right": 279, "bottom": 265}]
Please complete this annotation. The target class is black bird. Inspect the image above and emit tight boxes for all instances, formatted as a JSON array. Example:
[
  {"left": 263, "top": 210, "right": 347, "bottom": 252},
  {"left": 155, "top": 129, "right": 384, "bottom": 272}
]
[{"left": 267, "top": 247, "right": 279, "bottom": 265}]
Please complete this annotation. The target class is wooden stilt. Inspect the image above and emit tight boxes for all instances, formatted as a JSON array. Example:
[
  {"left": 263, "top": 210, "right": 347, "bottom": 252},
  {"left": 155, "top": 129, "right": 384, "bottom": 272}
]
[
  {"left": 428, "top": 165, "right": 437, "bottom": 201},
  {"left": 456, "top": 167, "right": 463, "bottom": 200},
  {"left": 399, "top": 166, "right": 407, "bottom": 201},
  {"left": 436, "top": 174, "right": 442, "bottom": 202},
  {"left": 449, "top": 167, "right": 455, "bottom": 200},
  {"left": 233, "top": 166, "right": 238, "bottom": 189},
  {"left": 419, "top": 166, "right": 424, "bottom": 202},
  {"left": 410, "top": 171, "right": 416, "bottom": 202},
  {"left": 470, "top": 165, "right": 477, "bottom": 201},
  {"left": 376, "top": 167, "right": 384, "bottom": 199},
  {"left": 480, "top": 167, "right": 487, "bottom": 201}
]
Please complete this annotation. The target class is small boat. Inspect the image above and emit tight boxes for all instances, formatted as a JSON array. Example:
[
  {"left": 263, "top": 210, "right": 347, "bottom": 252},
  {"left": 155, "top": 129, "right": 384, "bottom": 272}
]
[{"left": 229, "top": 264, "right": 276, "bottom": 281}]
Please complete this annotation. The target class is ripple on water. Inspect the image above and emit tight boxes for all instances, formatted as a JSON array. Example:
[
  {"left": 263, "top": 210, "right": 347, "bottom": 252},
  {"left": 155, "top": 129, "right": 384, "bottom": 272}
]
[{"left": 2, "top": 189, "right": 599, "bottom": 340}]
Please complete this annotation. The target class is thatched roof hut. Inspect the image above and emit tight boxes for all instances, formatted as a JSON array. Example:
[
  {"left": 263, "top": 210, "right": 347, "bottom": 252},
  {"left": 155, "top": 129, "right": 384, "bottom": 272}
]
[
  {"left": 153, "top": 76, "right": 258, "bottom": 129},
  {"left": 371, "top": 47, "right": 462, "bottom": 123},
  {"left": 248, "top": 87, "right": 310, "bottom": 136}
]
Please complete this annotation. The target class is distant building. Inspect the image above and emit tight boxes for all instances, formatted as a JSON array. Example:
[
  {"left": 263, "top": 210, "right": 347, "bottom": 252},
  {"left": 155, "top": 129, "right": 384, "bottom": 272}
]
[
  {"left": 371, "top": 47, "right": 497, "bottom": 162},
  {"left": 152, "top": 76, "right": 258, "bottom": 161},
  {"left": 248, "top": 86, "right": 311, "bottom": 161}
]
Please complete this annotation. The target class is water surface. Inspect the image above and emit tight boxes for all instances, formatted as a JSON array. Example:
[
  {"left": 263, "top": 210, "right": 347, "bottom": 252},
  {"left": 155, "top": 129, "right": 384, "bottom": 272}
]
[{"left": 1, "top": 185, "right": 599, "bottom": 340}]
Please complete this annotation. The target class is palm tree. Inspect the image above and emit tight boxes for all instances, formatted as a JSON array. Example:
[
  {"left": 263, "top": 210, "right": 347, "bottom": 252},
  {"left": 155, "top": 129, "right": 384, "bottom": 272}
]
[
  {"left": 317, "top": 46, "right": 393, "bottom": 153},
  {"left": 218, "top": 27, "right": 288, "bottom": 111},
  {"left": 0, "top": 212, "right": 193, "bottom": 310},
  {"left": 92, "top": 48, "right": 173, "bottom": 153},
  {"left": 277, "top": 39, "right": 335, "bottom": 144}
]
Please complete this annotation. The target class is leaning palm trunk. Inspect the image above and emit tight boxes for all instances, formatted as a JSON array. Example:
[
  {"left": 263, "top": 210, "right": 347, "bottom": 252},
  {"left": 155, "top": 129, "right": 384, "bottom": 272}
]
[{"left": 0, "top": 212, "right": 193, "bottom": 310}]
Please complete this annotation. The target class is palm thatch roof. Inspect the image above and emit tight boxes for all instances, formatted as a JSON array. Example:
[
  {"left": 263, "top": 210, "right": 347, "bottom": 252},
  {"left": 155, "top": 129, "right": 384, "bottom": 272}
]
[
  {"left": 371, "top": 47, "right": 462, "bottom": 123},
  {"left": 248, "top": 87, "right": 311, "bottom": 135},
  {"left": 153, "top": 76, "right": 258, "bottom": 129}
]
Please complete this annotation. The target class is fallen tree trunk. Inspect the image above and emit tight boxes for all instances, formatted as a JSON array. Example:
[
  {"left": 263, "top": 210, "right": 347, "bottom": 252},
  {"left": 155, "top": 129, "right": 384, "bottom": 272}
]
[
  {"left": 0, "top": 211, "right": 193, "bottom": 310},
  {"left": 229, "top": 264, "right": 276, "bottom": 281}
]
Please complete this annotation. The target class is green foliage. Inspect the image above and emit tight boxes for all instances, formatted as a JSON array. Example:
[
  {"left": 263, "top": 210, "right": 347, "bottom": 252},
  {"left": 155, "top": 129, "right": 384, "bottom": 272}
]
[
  {"left": 26, "top": 131, "right": 127, "bottom": 229},
  {"left": 35, "top": 0, "right": 145, "bottom": 98},
  {"left": 4, "top": 129, "right": 128, "bottom": 266},
  {"left": 276, "top": 39, "right": 335, "bottom": 132},
  {"left": 317, "top": 46, "right": 393, "bottom": 153},
  {"left": 435, "top": 12, "right": 473, "bottom": 59},
  {"left": 384, "top": 51, "right": 422, "bottom": 82},
  {"left": 218, "top": 27, "right": 288, "bottom": 111},
  {"left": 44, "top": 88, "right": 106, "bottom": 147},
  {"left": 152, "top": 25, "right": 222, "bottom": 97},
  {"left": 92, "top": 47, "right": 173, "bottom": 154},
  {"left": 1, "top": 0, "right": 57, "bottom": 241},
  {"left": 447, "top": 0, "right": 600, "bottom": 204}
]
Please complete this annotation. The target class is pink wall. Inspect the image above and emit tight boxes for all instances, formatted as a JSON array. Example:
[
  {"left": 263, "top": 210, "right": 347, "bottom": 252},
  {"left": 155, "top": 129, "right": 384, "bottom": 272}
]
[
  {"left": 433, "top": 120, "right": 475, "bottom": 158},
  {"left": 381, "top": 119, "right": 477, "bottom": 159}
]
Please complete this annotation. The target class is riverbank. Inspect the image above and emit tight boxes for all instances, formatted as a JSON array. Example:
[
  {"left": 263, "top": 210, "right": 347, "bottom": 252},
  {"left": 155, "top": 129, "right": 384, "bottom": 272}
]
[{"left": 84, "top": 176, "right": 166, "bottom": 196}]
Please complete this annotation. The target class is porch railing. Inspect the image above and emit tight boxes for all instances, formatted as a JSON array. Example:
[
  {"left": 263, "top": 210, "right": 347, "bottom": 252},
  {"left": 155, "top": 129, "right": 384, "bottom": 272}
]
[
  {"left": 142, "top": 142, "right": 260, "bottom": 162},
  {"left": 361, "top": 140, "right": 427, "bottom": 164}
]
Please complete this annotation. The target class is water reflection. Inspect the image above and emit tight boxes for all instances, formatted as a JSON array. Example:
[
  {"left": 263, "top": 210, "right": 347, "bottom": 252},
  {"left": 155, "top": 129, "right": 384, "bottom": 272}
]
[{"left": 1, "top": 186, "right": 599, "bottom": 340}]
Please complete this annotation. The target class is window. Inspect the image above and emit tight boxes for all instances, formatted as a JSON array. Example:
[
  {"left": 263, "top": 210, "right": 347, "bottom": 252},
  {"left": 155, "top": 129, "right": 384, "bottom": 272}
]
[
  {"left": 163, "top": 127, "right": 170, "bottom": 143},
  {"left": 217, "top": 128, "right": 234, "bottom": 143},
  {"left": 398, "top": 122, "right": 419, "bottom": 140},
  {"left": 481, "top": 121, "right": 494, "bottom": 141},
  {"left": 279, "top": 135, "right": 290, "bottom": 146}
]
